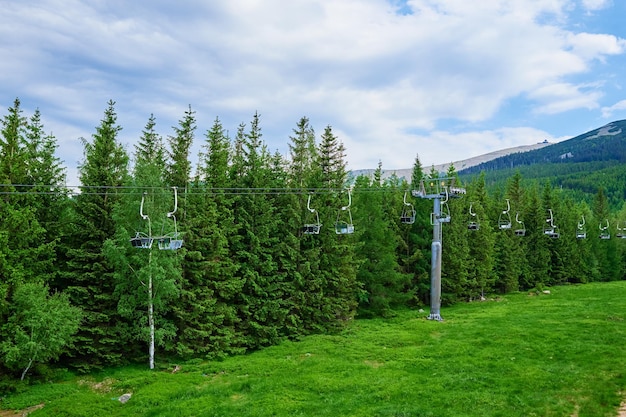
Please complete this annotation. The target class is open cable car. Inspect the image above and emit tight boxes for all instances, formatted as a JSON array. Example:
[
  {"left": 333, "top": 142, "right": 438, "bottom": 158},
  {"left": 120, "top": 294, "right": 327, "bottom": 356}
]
[
  {"left": 130, "top": 192, "right": 153, "bottom": 249},
  {"left": 498, "top": 199, "right": 512, "bottom": 230},
  {"left": 514, "top": 212, "right": 526, "bottom": 236},
  {"left": 302, "top": 194, "right": 321, "bottom": 234},
  {"left": 400, "top": 191, "right": 416, "bottom": 224},
  {"left": 543, "top": 209, "right": 560, "bottom": 238},
  {"left": 576, "top": 215, "right": 587, "bottom": 239},
  {"left": 468, "top": 202, "right": 479, "bottom": 230},
  {"left": 335, "top": 188, "right": 355, "bottom": 234},
  {"left": 158, "top": 187, "right": 184, "bottom": 250},
  {"left": 599, "top": 219, "right": 611, "bottom": 240}
]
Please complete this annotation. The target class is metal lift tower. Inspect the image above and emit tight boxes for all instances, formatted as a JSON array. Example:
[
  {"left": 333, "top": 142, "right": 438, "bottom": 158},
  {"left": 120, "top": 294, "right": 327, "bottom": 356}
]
[{"left": 413, "top": 177, "right": 465, "bottom": 321}]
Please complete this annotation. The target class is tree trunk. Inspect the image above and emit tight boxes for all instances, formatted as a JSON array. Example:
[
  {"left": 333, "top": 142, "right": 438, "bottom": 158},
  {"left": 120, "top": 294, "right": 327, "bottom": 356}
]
[{"left": 148, "top": 250, "right": 155, "bottom": 370}]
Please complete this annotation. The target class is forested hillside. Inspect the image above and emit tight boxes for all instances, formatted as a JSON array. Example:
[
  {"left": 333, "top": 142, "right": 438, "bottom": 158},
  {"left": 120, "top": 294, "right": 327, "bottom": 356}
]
[
  {"left": 1, "top": 99, "right": 625, "bottom": 384},
  {"left": 459, "top": 120, "right": 626, "bottom": 209}
]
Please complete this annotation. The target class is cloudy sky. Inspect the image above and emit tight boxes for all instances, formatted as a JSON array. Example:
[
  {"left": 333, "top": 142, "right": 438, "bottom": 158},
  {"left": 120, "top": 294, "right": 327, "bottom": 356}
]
[{"left": 2, "top": 0, "right": 626, "bottom": 185}]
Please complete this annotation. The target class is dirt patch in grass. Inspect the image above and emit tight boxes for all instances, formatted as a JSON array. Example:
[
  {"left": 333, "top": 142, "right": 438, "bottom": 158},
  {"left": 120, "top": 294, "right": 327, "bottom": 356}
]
[
  {"left": 77, "top": 377, "right": 116, "bottom": 394},
  {"left": 618, "top": 398, "right": 626, "bottom": 417},
  {"left": 0, "top": 403, "right": 44, "bottom": 416}
]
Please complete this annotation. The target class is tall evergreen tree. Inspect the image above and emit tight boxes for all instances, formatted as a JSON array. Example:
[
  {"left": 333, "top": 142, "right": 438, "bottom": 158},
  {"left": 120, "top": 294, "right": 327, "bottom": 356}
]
[
  {"left": 174, "top": 117, "right": 242, "bottom": 359},
  {"left": 58, "top": 100, "right": 130, "bottom": 371},
  {"left": 353, "top": 163, "right": 411, "bottom": 318},
  {"left": 400, "top": 154, "right": 432, "bottom": 305},
  {"left": 592, "top": 187, "right": 620, "bottom": 281}
]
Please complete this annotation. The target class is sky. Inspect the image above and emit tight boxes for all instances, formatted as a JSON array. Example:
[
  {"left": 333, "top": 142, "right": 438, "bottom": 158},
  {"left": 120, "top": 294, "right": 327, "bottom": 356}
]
[{"left": 2, "top": 0, "right": 626, "bottom": 185}]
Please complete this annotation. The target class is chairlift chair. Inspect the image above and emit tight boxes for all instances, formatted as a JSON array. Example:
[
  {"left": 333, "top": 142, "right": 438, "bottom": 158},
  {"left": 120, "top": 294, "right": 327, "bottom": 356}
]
[
  {"left": 400, "top": 191, "right": 416, "bottom": 224},
  {"left": 130, "top": 232, "right": 153, "bottom": 249},
  {"left": 599, "top": 219, "right": 611, "bottom": 240},
  {"left": 302, "top": 194, "right": 322, "bottom": 234},
  {"left": 498, "top": 199, "right": 512, "bottom": 230},
  {"left": 616, "top": 222, "right": 626, "bottom": 239},
  {"left": 514, "top": 212, "right": 526, "bottom": 236},
  {"left": 576, "top": 215, "right": 587, "bottom": 239},
  {"left": 543, "top": 209, "right": 560, "bottom": 238},
  {"left": 436, "top": 189, "right": 451, "bottom": 223},
  {"left": 159, "top": 187, "right": 184, "bottom": 250},
  {"left": 468, "top": 202, "right": 479, "bottom": 230},
  {"left": 130, "top": 192, "right": 153, "bottom": 248},
  {"left": 335, "top": 189, "right": 355, "bottom": 234}
]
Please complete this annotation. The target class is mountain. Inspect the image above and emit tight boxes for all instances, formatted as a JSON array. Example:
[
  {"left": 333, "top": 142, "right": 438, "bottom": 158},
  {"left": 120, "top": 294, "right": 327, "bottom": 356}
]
[
  {"left": 459, "top": 119, "right": 626, "bottom": 174},
  {"left": 351, "top": 142, "right": 551, "bottom": 182},
  {"left": 457, "top": 119, "right": 626, "bottom": 210}
]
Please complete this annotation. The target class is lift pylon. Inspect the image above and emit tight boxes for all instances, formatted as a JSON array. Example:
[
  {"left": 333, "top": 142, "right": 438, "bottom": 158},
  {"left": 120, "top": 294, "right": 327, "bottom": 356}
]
[{"left": 413, "top": 177, "right": 465, "bottom": 321}]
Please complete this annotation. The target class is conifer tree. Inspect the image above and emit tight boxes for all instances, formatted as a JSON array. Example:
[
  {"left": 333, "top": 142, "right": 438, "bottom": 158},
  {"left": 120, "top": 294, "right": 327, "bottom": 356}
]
[
  {"left": 230, "top": 113, "right": 288, "bottom": 348},
  {"left": 404, "top": 154, "right": 436, "bottom": 305},
  {"left": 167, "top": 105, "right": 196, "bottom": 188},
  {"left": 440, "top": 166, "right": 470, "bottom": 302},
  {"left": 592, "top": 187, "right": 620, "bottom": 281},
  {"left": 286, "top": 117, "right": 324, "bottom": 334},
  {"left": 174, "top": 117, "right": 242, "bottom": 359},
  {"left": 523, "top": 185, "right": 551, "bottom": 289},
  {"left": 353, "top": 163, "right": 411, "bottom": 317},
  {"left": 0, "top": 100, "right": 58, "bottom": 352},
  {"left": 58, "top": 100, "right": 130, "bottom": 371},
  {"left": 309, "top": 125, "right": 359, "bottom": 328}
]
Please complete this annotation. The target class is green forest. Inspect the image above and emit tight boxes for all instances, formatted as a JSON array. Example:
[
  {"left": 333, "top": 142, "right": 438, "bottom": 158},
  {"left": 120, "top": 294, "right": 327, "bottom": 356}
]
[{"left": 1, "top": 98, "right": 625, "bottom": 385}]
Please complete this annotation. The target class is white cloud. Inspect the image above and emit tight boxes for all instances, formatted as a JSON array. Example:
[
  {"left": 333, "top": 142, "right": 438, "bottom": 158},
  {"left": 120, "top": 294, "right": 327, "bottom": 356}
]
[
  {"left": 580, "top": 0, "right": 611, "bottom": 11},
  {"left": 1, "top": 0, "right": 625, "bottom": 178},
  {"left": 601, "top": 99, "right": 626, "bottom": 118}
]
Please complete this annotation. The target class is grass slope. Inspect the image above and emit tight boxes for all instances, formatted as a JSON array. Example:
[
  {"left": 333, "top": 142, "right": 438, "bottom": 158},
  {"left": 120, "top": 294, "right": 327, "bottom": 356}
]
[{"left": 2, "top": 282, "right": 626, "bottom": 417}]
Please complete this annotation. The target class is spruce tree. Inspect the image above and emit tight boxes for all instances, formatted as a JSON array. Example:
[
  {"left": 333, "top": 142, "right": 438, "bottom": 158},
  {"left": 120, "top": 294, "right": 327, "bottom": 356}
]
[
  {"left": 353, "top": 163, "right": 411, "bottom": 318},
  {"left": 58, "top": 100, "right": 130, "bottom": 371},
  {"left": 174, "top": 117, "right": 242, "bottom": 359}
]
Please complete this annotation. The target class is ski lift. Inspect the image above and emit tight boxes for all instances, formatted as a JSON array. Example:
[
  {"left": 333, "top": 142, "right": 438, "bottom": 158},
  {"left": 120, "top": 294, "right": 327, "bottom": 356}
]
[
  {"left": 514, "top": 212, "right": 526, "bottom": 236},
  {"left": 302, "top": 194, "right": 321, "bottom": 234},
  {"left": 158, "top": 187, "right": 184, "bottom": 250},
  {"left": 130, "top": 192, "right": 153, "bottom": 249},
  {"left": 576, "top": 215, "right": 587, "bottom": 239},
  {"left": 468, "top": 202, "right": 479, "bottom": 230},
  {"left": 543, "top": 209, "right": 559, "bottom": 238},
  {"left": 599, "top": 219, "right": 610, "bottom": 240},
  {"left": 498, "top": 199, "right": 512, "bottom": 230},
  {"left": 616, "top": 222, "right": 626, "bottom": 239},
  {"left": 335, "top": 188, "right": 355, "bottom": 234},
  {"left": 400, "top": 191, "right": 416, "bottom": 224}
]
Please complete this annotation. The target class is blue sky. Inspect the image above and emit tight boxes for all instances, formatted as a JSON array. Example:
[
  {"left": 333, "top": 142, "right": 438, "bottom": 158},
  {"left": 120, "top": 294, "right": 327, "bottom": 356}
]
[{"left": 2, "top": 0, "right": 626, "bottom": 185}]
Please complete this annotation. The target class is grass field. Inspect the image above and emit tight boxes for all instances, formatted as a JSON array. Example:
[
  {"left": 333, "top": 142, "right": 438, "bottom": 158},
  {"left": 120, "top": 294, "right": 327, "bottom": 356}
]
[{"left": 2, "top": 281, "right": 626, "bottom": 417}]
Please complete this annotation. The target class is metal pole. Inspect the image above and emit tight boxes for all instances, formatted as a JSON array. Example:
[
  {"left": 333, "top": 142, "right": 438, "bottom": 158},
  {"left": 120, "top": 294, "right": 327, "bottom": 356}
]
[{"left": 428, "top": 197, "right": 443, "bottom": 321}]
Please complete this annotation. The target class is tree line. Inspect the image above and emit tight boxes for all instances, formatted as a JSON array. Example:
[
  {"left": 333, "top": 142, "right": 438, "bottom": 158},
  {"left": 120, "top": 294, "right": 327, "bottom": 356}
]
[{"left": 1, "top": 98, "right": 625, "bottom": 382}]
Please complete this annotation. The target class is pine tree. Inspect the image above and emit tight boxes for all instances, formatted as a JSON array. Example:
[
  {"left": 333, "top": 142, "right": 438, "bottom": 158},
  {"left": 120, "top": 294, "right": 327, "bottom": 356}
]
[
  {"left": 592, "top": 187, "right": 620, "bottom": 281},
  {"left": 58, "top": 100, "right": 130, "bottom": 371},
  {"left": 167, "top": 105, "right": 196, "bottom": 188},
  {"left": 229, "top": 113, "right": 288, "bottom": 348},
  {"left": 403, "top": 154, "right": 436, "bottom": 305},
  {"left": 353, "top": 163, "right": 411, "bottom": 318},
  {"left": 310, "top": 126, "right": 359, "bottom": 328},
  {"left": 174, "top": 117, "right": 242, "bottom": 359}
]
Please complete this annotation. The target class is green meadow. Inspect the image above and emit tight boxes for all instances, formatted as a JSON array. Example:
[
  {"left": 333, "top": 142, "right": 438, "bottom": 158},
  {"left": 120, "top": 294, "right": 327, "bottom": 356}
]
[{"left": 2, "top": 281, "right": 625, "bottom": 417}]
